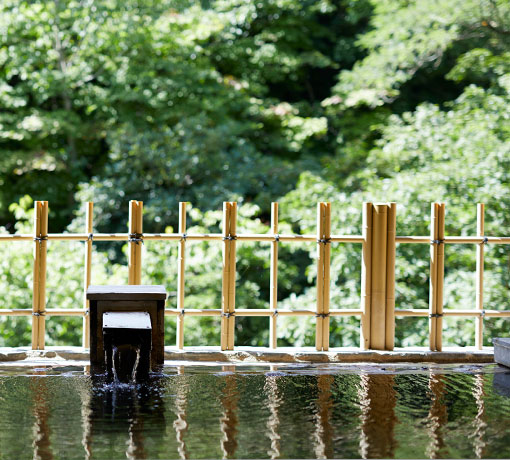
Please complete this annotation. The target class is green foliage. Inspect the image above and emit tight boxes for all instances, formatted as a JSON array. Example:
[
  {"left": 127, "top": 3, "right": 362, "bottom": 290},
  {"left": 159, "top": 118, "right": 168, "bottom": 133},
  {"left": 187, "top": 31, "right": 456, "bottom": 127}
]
[
  {"left": 1, "top": 0, "right": 368, "bottom": 230},
  {"left": 1, "top": 0, "right": 510, "bottom": 348},
  {"left": 332, "top": 0, "right": 510, "bottom": 108}
]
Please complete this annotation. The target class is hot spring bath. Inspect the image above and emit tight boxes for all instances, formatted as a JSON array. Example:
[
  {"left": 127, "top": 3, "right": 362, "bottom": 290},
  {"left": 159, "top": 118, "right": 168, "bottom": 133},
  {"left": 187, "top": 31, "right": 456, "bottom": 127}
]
[{"left": 0, "top": 362, "right": 508, "bottom": 459}]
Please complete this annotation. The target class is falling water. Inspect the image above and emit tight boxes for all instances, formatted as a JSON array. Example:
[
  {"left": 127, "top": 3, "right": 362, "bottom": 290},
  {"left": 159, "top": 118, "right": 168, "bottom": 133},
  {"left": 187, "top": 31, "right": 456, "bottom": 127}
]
[{"left": 111, "top": 344, "right": 142, "bottom": 384}]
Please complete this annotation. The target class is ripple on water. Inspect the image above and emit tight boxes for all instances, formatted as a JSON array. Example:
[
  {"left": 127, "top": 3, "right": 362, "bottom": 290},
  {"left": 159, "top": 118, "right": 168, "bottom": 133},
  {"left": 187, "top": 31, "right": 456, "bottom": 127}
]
[{"left": 0, "top": 363, "right": 507, "bottom": 459}]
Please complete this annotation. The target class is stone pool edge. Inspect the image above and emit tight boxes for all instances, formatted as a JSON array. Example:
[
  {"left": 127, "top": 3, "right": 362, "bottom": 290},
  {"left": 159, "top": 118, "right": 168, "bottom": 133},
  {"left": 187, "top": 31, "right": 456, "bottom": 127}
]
[{"left": 0, "top": 346, "right": 494, "bottom": 364}]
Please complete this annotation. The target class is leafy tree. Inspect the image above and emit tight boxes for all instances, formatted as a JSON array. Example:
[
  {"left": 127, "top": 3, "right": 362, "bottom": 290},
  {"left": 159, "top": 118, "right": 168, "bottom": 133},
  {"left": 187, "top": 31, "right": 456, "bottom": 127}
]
[
  {"left": 2, "top": 0, "right": 370, "bottom": 231},
  {"left": 2, "top": 0, "right": 510, "bottom": 349}
]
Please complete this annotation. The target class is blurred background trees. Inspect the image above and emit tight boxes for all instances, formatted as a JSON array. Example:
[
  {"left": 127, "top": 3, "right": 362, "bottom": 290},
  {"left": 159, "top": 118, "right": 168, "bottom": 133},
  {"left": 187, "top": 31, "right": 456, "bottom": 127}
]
[{"left": 0, "top": 0, "right": 509, "bottom": 347}]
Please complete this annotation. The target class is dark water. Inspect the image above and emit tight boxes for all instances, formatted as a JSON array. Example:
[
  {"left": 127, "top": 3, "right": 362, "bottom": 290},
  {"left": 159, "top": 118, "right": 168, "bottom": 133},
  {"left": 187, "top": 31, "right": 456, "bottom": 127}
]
[{"left": 0, "top": 363, "right": 509, "bottom": 459}]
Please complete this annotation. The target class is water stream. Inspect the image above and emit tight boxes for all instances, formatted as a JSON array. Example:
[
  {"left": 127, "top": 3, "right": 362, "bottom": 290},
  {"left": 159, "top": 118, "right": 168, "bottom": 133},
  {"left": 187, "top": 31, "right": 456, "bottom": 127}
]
[{"left": 111, "top": 344, "right": 142, "bottom": 384}]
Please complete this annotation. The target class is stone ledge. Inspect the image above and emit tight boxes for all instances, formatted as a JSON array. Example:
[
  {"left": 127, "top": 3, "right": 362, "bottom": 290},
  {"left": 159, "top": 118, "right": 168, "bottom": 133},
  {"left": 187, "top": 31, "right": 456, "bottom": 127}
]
[
  {"left": 164, "top": 346, "right": 494, "bottom": 364},
  {"left": 0, "top": 346, "right": 494, "bottom": 364}
]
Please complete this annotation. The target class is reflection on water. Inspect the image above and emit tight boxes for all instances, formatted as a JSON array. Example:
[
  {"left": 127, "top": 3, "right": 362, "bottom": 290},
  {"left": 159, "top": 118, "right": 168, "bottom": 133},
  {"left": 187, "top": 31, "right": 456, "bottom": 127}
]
[
  {"left": 31, "top": 374, "right": 54, "bottom": 460},
  {"left": 0, "top": 364, "right": 509, "bottom": 459},
  {"left": 220, "top": 367, "right": 239, "bottom": 459},
  {"left": 173, "top": 366, "right": 188, "bottom": 460},
  {"left": 426, "top": 373, "right": 447, "bottom": 459},
  {"left": 86, "top": 373, "right": 166, "bottom": 459},
  {"left": 314, "top": 374, "right": 334, "bottom": 459},
  {"left": 359, "top": 374, "right": 397, "bottom": 459},
  {"left": 472, "top": 374, "right": 486, "bottom": 459},
  {"left": 264, "top": 367, "right": 282, "bottom": 460}
]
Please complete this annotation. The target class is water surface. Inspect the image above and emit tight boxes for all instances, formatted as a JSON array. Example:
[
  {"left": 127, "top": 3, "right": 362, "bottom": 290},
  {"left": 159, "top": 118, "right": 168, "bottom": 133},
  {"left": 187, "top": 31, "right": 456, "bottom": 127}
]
[{"left": 0, "top": 363, "right": 509, "bottom": 459}]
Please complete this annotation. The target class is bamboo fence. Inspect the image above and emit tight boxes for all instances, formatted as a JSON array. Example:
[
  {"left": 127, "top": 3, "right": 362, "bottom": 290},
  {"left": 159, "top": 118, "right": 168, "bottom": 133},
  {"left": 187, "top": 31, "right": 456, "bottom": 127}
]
[{"left": 0, "top": 200, "right": 509, "bottom": 351}]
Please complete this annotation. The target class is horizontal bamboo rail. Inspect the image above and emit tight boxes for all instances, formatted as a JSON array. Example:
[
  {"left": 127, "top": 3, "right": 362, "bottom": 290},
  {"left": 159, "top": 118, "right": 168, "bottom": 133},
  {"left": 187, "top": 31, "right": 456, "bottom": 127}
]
[
  {"left": 395, "top": 309, "right": 510, "bottom": 318},
  {"left": 395, "top": 236, "right": 510, "bottom": 244},
  {"left": 4, "top": 233, "right": 510, "bottom": 245},
  {"left": 1, "top": 199, "right": 509, "bottom": 351},
  {"left": 7, "top": 307, "right": 508, "bottom": 319},
  {"left": 0, "top": 309, "right": 87, "bottom": 316},
  {"left": 0, "top": 233, "right": 365, "bottom": 243},
  {"left": 164, "top": 308, "right": 364, "bottom": 317}
]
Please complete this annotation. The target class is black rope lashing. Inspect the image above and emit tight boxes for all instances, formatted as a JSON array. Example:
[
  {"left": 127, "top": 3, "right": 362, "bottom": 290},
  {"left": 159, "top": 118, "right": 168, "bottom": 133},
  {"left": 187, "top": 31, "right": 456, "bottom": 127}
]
[
  {"left": 32, "top": 311, "right": 46, "bottom": 317},
  {"left": 481, "top": 237, "right": 489, "bottom": 245},
  {"left": 430, "top": 239, "right": 444, "bottom": 245},
  {"left": 87, "top": 233, "right": 94, "bottom": 241},
  {"left": 480, "top": 309, "right": 486, "bottom": 318},
  {"left": 223, "top": 235, "right": 237, "bottom": 241},
  {"left": 84, "top": 309, "right": 89, "bottom": 316},
  {"left": 274, "top": 234, "right": 280, "bottom": 242},
  {"left": 33, "top": 236, "right": 48, "bottom": 243},
  {"left": 315, "top": 313, "right": 330, "bottom": 318},
  {"left": 129, "top": 233, "right": 144, "bottom": 245},
  {"left": 429, "top": 313, "right": 443, "bottom": 318},
  {"left": 180, "top": 233, "right": 187, "bottom": 242},
  {"left": 317, "top": 238, "right": 332, "bottom": 244},
  {"left": 180, "top": 309, "right": 185, "bottom": 316},
  {"left": 272, "top": 310, "right": 278, "bottom": 317},
  {"left": 222, "top": 312, "right": 235, "bottom": 318}
]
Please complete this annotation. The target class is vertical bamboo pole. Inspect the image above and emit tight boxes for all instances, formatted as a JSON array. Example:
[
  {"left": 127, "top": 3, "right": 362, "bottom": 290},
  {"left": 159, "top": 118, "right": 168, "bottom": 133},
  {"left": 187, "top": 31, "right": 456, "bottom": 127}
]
[
  {"left": 128, "top": 200, "right": 143, "bottom": 285},
  {"left": 385, "top": 202, "right": 396, "bottom": 351},
  {"left": 32, "top": 201, "right": 48, "bottom": 350},
  {"left": 227, "top": 202, "right": 237, "bottom": 350},
  {"left": 322, "top": 203, "right": 331, "bottom": 351},
  {"left": 370, "top": 204, "right": 388, "bottom": 350},
  {"left": 221, "top": 202, "right": 230, "bottom": 350},
  {"left": 269, "top": 202, "right": 279, "bottom": 349},
  {"left": 435, "top": 203, "right": 445, "bottom": 351},
  {"left": 128, "top": 200, "right": 136, "bottom": 284},
  {"left": 32, "top": 201, "right": 42, "bottom": 350},
  {"left": 360, "top": 202, "right": 373, "bottom": 350},
  {"left": 315, "top": 203, "right": 325, "bottom": 351},
  {"left": 136, "top": 201, "right": 143, "bottom": 284},
  {"left": 429, "top": 203, "right": 439, "bottom": 351},
  {"left": 83, "top": 202, "right": 93, "bottom": 348},
  {"left": 475, "top": 203, "right": 485, "bottom": 350},
  {"left": 176, "top": 202, "right": 187, "bottom": 349},
  {"left": 221, "top": 203, "right": 237, "bottom": 350},
  {"left": 38, "top": 202, "right": 48, "bottom": 350}
]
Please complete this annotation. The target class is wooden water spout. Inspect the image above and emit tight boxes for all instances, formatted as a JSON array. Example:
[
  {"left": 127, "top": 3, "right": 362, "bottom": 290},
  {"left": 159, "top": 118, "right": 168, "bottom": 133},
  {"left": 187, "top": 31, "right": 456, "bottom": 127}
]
[
  {"left": 103, "top": 312, "right": 152, "bottom": 382},
  {"left": 86, "top": 285, "right": 166, "bottom": 381}
]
